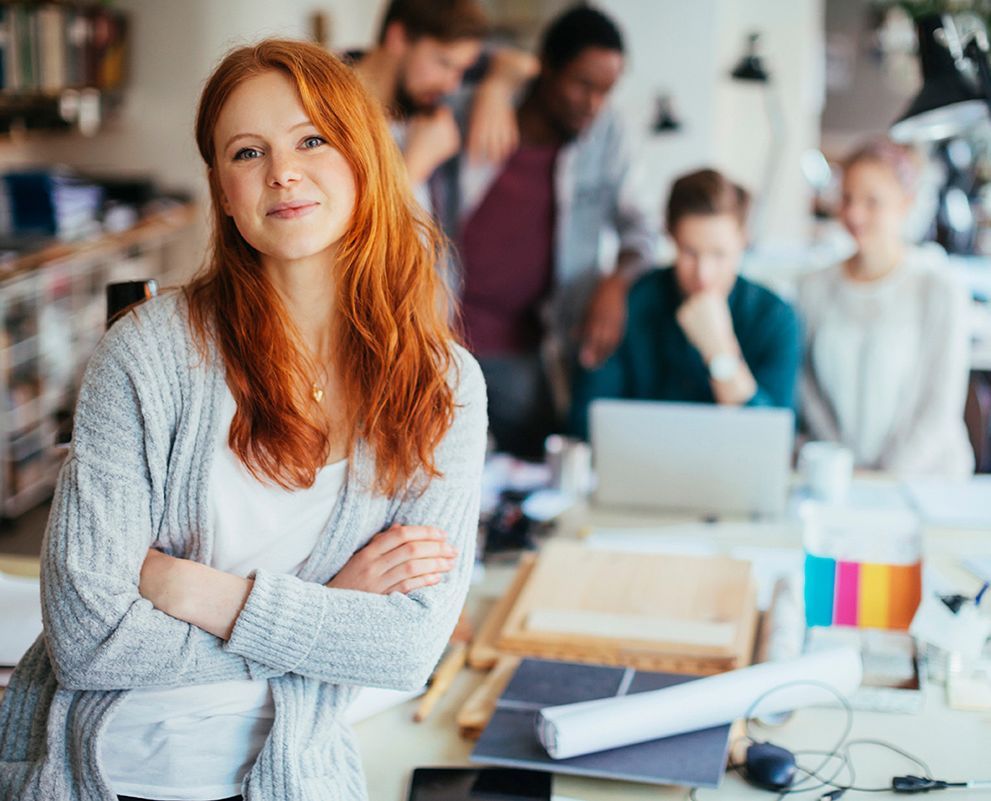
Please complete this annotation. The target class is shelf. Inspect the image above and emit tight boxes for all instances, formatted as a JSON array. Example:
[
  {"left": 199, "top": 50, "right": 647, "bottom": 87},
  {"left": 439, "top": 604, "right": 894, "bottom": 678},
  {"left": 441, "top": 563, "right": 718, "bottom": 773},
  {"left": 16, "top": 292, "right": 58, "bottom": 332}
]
[
  {"left": 0, "top": 201, "right": 195, "bottom": 518},
  {"left": 0, "top": 202, "right": 198, "bottom": 281}
]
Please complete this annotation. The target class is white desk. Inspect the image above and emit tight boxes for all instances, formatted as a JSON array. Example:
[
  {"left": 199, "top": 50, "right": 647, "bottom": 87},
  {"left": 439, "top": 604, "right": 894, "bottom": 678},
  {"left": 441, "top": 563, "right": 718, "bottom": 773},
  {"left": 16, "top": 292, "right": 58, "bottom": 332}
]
[
  {"left": 2, "top": 503, "right": 989, "bottom": 801},
  {"left": 354, "top": 500, "right": 991, "bottom": 801}
]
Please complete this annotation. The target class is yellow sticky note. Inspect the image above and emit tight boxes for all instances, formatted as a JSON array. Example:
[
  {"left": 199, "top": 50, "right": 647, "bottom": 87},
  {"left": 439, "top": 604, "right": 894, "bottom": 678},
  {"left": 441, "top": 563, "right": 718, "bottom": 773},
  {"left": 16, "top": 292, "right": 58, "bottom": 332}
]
[{"left": 858, "top": 563, "right": 891, "bottom": 629}]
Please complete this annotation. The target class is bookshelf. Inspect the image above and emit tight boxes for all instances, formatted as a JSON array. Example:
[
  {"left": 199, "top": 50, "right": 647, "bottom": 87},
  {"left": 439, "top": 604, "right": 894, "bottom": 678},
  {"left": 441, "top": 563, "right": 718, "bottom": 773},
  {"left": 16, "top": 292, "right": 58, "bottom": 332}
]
[
  {"left": 0, "top": 202, "right": 195, "bottom": 519},
  {"left": 0, "top": 2, "right": 128, "bottom": 135}
]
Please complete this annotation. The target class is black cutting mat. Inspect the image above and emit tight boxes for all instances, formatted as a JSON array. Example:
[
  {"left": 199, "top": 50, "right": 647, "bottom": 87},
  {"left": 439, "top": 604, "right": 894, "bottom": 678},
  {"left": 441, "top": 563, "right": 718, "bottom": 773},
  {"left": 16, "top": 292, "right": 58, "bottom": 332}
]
[{"left": 470, "top": 658, "right": 732, "bottom": 788}]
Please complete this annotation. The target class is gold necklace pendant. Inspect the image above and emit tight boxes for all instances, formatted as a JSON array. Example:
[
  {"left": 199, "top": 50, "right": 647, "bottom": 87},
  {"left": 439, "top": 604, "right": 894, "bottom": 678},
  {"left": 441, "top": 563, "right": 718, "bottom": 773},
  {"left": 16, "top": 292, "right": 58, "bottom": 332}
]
[{"left": 311, "top": 383, "right": 324, "bottom": 403}]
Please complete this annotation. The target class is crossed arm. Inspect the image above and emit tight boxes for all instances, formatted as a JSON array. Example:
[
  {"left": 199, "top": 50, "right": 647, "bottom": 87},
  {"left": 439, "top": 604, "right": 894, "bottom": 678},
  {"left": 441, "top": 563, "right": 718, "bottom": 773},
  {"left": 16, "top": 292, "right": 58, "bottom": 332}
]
[{"left": 138, "top": 524, "right": 458, "bottom": 641}]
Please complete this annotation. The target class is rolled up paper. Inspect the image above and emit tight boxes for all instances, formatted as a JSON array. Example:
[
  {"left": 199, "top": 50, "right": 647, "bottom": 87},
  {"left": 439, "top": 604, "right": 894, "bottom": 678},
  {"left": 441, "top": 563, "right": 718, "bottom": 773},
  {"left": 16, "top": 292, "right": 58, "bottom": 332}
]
[{"left": 536, "top": 647, "right": 862, "bottom": 760}]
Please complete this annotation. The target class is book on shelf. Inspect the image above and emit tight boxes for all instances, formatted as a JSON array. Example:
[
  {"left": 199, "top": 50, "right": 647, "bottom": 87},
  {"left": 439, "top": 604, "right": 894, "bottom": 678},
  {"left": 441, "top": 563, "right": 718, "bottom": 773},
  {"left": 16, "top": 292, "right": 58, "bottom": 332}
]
[{"left": 0, "top": 3, "right": 127, "bottom": 96}]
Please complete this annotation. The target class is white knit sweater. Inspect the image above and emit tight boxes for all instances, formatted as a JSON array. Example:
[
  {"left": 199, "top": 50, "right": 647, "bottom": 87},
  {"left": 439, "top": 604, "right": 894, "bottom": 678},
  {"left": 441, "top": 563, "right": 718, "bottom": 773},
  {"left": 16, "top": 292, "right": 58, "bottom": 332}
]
[
  {"left": 0, "top": 291, "right": 488, "bottom": 800},
  {"left": 797, "top": 248, "right": 973, "bottom": 477}
]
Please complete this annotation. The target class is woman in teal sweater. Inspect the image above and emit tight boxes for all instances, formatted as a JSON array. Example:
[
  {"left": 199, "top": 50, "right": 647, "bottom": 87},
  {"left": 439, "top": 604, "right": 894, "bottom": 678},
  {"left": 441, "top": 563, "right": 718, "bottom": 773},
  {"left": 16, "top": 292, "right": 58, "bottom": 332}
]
[{"left": 571, "top": 168, "right": 801, "bottom": 439}]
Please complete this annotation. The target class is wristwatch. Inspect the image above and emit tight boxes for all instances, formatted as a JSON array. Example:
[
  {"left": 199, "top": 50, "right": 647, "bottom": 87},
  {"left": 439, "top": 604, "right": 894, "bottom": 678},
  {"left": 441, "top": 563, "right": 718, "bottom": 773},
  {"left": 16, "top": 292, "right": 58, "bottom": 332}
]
[{"left": 708, "top": 353, "right": 740, "bottom": 382}]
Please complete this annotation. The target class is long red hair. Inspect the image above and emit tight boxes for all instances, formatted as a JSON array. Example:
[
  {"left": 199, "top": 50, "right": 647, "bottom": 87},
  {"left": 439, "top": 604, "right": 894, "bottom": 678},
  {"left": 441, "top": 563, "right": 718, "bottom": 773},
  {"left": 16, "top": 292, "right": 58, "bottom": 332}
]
[{"left": 186, "top": 39, "right": 457, "bottom": 495}]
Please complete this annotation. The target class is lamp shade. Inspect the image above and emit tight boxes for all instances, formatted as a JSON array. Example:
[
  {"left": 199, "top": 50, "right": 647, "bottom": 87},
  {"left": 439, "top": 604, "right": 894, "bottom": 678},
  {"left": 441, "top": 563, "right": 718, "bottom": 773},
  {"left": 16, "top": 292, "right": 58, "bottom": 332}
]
[
  {"left": 890, "top": 15, "right": 985, "bottom": 142},
  {"left": 731, "top": 33, "right": 770, "bottom": 83}
]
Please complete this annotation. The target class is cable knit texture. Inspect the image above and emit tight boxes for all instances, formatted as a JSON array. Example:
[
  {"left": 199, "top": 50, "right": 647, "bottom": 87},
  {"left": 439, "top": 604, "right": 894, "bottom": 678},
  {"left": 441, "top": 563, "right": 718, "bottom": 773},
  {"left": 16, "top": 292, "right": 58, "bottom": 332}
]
[{"left": 0, "top": 291, "right": 488, "bottom": 801}]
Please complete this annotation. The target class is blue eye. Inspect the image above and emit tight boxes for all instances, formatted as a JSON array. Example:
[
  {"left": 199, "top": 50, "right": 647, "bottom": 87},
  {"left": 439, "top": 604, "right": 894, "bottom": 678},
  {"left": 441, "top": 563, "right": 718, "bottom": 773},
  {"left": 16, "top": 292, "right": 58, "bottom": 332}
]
[
  {"left": 233, "top": 147, "right": 261, "bottom": 161},
  {"left": 302, "top": 135, "right": 326, "bottom": 149}
]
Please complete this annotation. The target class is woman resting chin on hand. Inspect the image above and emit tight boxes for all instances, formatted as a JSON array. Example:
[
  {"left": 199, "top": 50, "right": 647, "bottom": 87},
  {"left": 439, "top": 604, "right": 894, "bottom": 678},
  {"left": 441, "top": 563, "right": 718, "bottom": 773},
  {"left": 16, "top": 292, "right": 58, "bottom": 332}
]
[{"left": 0, "top": 39, "right": 487, "bottom": 801}]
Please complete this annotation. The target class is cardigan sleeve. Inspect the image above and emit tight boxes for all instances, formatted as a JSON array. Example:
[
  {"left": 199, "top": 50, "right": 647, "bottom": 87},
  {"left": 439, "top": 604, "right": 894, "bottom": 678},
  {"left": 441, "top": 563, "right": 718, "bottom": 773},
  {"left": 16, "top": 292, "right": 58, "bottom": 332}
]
[
  {"left": 223, "top": 347, "right": 489, "bottom": 690},
  {"left": 41, "top": 312, "right": 280, "bottom": 691}
]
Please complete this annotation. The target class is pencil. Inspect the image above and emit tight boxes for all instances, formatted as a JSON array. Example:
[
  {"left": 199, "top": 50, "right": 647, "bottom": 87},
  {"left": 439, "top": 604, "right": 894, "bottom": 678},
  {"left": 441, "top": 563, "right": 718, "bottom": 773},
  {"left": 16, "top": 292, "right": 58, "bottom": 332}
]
[{"left": 414, "top": 642, "right": 468, "bottom": 722}]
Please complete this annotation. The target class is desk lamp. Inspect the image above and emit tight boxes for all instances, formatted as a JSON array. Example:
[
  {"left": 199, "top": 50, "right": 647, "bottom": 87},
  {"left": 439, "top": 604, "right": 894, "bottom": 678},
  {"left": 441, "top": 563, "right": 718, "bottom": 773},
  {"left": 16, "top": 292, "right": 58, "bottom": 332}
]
[
  {"left": 730, "top": 32, "right": 784, "bottom": 243},
  {"left": 890, "top": 14, "right": 988, "bottom": 142}
]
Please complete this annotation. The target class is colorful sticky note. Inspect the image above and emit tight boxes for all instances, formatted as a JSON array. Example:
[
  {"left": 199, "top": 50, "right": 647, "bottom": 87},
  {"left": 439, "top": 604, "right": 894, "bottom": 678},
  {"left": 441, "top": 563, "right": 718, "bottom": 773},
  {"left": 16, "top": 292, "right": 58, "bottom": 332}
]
[
  {"left": 804, "top": 553, "right": 836, "bottom": 627},
  {"left": 858, "top": 563, "right": 891, "bottom": 629},
  {"left": 834, "top": 561, "right": 860, "bottom": 626},
  {"left": 888, "top": 563, "right": 923, "bottom": 630}
]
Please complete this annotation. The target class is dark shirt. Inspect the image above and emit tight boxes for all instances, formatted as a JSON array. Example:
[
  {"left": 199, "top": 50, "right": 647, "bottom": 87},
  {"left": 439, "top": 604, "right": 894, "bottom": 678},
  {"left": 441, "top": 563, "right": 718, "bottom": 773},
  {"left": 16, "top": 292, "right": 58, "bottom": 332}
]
[
  {"left": 570, "top": 267, "right": 802, "bottom": 439},
  {"left": 459, "top": 144, "right": 559, "bottom": 356}
]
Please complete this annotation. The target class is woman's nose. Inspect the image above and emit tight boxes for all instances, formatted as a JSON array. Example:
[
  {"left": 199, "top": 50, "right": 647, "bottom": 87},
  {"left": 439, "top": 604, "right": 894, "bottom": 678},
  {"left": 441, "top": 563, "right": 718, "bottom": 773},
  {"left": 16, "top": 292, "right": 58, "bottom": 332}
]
[{"left": 267, "top": 151, "right": 302, "bottom": 187}]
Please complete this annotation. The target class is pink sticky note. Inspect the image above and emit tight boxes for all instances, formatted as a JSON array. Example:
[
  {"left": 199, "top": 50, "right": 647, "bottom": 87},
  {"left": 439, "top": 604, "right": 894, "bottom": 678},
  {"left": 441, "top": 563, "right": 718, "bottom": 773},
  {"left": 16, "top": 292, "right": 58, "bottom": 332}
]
[{"left": 834, "top": 561, "right": 860, "bottom": 626}]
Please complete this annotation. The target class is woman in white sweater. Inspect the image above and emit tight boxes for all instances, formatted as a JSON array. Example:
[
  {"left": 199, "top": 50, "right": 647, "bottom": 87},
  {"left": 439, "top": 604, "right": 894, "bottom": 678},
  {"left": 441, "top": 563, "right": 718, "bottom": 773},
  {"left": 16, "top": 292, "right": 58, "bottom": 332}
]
[{"left": 798, "top": 140, "right": 973, "bottom": 477}]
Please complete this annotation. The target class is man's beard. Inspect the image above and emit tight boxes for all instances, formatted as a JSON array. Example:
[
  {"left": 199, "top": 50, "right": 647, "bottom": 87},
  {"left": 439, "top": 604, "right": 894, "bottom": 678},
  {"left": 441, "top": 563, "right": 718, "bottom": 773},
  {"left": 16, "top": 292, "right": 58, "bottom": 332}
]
[{"left": 395, "top": 80, "right": 440, "bottom": 119}]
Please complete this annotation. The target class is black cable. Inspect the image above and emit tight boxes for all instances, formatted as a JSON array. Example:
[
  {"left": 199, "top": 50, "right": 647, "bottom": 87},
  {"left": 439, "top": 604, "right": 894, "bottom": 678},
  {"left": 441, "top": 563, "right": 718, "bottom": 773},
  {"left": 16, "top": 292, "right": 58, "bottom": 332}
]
[
  {"left": 690, "top": 678, "right": 953, "bottom": 799},
  {"left": 742, "top": 678, "right": 856, "bottom": 794}
]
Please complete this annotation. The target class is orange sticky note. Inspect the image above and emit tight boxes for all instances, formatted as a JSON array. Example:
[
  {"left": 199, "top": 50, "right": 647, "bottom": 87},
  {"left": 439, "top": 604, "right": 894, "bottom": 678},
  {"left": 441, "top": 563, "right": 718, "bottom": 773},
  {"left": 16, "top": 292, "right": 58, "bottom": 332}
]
[{"left": 888, "top": 562, "right": 923, "bottom": 630}]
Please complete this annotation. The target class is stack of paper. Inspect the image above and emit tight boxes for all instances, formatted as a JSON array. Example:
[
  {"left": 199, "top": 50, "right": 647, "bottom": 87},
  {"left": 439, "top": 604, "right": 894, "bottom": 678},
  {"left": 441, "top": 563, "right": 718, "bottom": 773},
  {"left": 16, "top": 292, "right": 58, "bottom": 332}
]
[
  {"left": 903, "top": 477, "right": 991, "bottom": 528},
  {"left": 0, "top": 571, "right": 42, "bottom": 685}
]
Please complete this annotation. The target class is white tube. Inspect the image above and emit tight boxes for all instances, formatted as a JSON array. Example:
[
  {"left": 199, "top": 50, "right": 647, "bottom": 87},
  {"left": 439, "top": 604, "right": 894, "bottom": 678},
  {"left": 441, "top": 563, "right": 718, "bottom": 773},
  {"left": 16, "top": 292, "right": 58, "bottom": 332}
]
[{"left": 536, "top": 647, "right": 862, "bottom": 760}]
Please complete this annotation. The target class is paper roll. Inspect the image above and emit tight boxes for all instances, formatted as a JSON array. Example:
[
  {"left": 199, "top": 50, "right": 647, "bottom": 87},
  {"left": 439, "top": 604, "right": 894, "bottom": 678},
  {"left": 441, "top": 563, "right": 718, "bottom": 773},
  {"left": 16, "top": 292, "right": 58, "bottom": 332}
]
[{"left": 536, "top": 647, "right": 862, "bottom": 760}]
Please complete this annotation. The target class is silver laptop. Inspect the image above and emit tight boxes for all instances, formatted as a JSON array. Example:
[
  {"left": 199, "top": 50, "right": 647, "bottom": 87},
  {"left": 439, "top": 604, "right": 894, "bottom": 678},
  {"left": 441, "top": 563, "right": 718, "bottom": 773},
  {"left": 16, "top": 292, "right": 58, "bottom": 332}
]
[{"left": 590, "top": 399, "right": 794, "bottom": 517}]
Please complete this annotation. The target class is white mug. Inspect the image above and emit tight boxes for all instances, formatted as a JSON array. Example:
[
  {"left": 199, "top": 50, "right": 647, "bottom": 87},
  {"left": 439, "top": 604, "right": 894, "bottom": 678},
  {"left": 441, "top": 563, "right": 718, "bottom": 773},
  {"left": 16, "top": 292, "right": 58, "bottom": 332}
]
[
  {"left": 798, "top": 441, "right": 853, "bottom": 504},
  {"left": 545, "top": 435, "right": 592, "bottom": 497}
]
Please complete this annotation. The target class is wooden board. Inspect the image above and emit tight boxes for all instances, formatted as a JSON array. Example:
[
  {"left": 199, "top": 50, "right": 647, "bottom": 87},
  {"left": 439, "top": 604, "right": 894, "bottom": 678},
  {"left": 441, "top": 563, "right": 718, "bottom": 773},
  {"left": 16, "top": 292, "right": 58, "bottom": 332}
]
[
  {"left": 468, "top": 552, "right": 536, "bottom": 669},
  {"left": 495, "top": 541, "right": 757, "bottom": 675}
]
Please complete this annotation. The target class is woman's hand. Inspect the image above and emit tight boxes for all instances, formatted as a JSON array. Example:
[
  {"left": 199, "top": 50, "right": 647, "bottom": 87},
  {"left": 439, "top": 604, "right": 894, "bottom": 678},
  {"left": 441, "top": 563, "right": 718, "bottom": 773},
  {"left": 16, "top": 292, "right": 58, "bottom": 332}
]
[{"left": 327, "top": 524, "right": 457, "bottom": 595}]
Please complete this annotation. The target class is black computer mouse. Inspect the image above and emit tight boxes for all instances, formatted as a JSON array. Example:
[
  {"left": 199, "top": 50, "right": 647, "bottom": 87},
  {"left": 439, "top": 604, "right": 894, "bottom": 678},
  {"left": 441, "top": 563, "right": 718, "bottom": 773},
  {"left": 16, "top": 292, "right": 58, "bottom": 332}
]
[{"left": 744, "top": 741, "right": 798, "bottom": 790}]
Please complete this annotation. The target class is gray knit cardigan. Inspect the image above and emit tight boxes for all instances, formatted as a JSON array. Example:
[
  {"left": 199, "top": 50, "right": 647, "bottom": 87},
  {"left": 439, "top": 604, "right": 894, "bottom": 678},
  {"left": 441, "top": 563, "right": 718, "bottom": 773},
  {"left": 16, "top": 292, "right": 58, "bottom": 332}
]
[{"left": 0, "top": 291, "right": 488, "bottom": 800}]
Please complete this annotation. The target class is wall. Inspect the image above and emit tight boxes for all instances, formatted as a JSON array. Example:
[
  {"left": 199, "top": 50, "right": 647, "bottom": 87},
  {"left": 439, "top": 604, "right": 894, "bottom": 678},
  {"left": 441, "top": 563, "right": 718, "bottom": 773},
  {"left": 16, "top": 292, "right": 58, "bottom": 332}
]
[
  {"left": 0, "top": 0, "right": 385, "bottom": 275},
  {"left": 1, "top": 0, "right": 825, "bottom": 257},
  {"left": 600, "top": 0, "right": 825, "bottom": 251}
]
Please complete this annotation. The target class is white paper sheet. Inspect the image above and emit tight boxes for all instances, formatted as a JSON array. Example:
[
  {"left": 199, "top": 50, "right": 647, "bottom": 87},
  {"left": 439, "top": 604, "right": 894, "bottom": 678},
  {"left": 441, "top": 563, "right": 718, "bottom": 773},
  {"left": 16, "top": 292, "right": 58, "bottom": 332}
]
[
  {"left": 536, "top": 647, "right": 863, "bottom": 760},
  {"left": 345, "top": 685, "right": 425, "bottom": 724},
  {"left": 903, "top": 476, "right": 991, "bottom": 528},
  {"left": 963, "top": 556, "right": 991, "bottom": 583},
  {"left": 0, "top": 571, "right": 42, "bottom": 666}
]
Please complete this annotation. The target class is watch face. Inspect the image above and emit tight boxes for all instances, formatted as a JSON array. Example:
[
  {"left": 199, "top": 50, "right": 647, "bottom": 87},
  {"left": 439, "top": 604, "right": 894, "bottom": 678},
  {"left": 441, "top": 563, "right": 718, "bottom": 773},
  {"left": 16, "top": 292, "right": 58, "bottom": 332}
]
[{"left": 708, "top": 354, "right": 739, "bottom": 381}]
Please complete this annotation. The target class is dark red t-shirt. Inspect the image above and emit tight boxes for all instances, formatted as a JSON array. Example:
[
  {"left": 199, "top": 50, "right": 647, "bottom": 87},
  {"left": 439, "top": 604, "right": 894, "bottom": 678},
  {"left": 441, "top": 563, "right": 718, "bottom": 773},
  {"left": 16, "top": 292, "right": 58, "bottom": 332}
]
[{"left": 459, "top": 144, "right": 559, "bottom": 356}]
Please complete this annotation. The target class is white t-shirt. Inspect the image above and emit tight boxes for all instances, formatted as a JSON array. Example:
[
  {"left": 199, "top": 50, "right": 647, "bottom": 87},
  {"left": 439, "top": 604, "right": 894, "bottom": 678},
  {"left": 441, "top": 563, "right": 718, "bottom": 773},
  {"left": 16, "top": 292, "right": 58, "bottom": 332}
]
[{"left": 101, "top": 387, "right": 347, "bottom": 800}]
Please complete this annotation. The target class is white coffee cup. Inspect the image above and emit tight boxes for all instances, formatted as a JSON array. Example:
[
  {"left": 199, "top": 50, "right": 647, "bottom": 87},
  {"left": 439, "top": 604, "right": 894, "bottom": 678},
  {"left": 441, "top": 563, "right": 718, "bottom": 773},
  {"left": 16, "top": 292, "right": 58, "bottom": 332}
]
[
  {"left": 545, "top": 435, "right": 592, "bottom": 497},
  {"left": 798, "top": 441, "right": 853, "bottom": 504}
]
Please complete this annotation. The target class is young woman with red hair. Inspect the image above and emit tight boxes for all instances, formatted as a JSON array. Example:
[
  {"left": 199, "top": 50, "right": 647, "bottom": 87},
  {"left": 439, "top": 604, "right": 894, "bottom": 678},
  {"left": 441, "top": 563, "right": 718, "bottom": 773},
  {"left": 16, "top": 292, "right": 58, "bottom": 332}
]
[{"left": 0, "top": 39, "right": 487, "bottom": 801}]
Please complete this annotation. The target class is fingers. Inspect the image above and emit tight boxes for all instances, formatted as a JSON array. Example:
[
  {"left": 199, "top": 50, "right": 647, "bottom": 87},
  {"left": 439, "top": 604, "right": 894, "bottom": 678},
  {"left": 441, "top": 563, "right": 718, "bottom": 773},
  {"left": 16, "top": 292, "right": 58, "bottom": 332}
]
[
  {"left": 383, "top": 573, "right": 443, "bottom": 595},
  {"left": 376, "top": 539, "right": 458, "bottom": 580},
  {"left": 476, "top": 122, "right": 516, "bottom": 163},
  {"left": 380, "top": 555, "right": 456, "bottom": 593},
  {"left": 365, "top": 524, "right": 447, "bottom": 557}
]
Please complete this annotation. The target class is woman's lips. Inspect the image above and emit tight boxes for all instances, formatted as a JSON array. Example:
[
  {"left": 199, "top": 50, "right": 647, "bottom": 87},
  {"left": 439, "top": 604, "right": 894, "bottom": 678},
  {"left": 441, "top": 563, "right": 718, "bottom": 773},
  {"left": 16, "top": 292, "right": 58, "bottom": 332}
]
[{"left": 267, "top": 202, "right": 318, "bottom": 219}]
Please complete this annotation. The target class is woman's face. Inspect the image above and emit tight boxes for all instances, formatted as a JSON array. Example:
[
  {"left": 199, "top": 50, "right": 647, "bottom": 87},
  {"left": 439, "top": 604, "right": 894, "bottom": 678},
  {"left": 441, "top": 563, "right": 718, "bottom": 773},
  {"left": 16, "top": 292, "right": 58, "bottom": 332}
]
[
  {"left": 839, "top": 160, "right": 911, "bottom": 251},
  {"left": 212, "top": 70, "right": 357, "bottom": 266},
  {"left": 672, "top": 213, "right": 746, "bottom": 297}
]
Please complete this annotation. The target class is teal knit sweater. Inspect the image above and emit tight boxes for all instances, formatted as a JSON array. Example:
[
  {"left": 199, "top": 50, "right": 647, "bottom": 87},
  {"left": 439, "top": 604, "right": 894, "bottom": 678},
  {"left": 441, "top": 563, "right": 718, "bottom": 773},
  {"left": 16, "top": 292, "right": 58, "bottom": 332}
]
[
  {"left": 0, "top": 291, "right": 487, "bottom": 800},
  {"left": 571, "top": 267, "right": 801, "bottom": 439}
]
